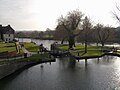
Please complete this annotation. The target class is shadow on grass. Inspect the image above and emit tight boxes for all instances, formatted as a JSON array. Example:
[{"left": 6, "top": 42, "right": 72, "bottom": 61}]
[{"left": 81, "top": 52, "right": 86, "bottom": 56}]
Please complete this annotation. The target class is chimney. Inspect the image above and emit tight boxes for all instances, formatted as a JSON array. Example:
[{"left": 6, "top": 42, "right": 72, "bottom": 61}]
[{"left": 8, "top": 25, "right": 10, "bottom": 27}]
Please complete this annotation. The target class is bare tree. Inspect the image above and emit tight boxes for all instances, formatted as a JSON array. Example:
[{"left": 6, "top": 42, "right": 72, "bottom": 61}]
[
  {"left": 82, "top": 16, "right": 92, "bottom": 53},
  {"left": 112, "top": 3, "right": 120, "bottom": 23},
  {"left": 54, "top": 25, "right": 68, "bottom": 44},
  {"left": 57, "top": 9, "right": 84, "bottom": 49},
  {"left": 94, "top": 24, "right": 113, "bottom": 47}
]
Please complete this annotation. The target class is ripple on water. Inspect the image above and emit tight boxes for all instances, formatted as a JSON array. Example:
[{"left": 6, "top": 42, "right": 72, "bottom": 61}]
[{"left": 0, "top": 56, "right": 120, "bottom": 90}]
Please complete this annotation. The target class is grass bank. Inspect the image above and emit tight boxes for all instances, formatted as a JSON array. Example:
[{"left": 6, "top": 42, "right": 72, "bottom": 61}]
[
  {"left": 58, "top": 44, "right": 102, "bottom": 50},
  {"left": 0, "top": 53, "right": 51, "bottom": 64},
  {"left": 57, "top": 44, "right": 112, "bottom": 57},
  {"left": 0, "top": 42, "right": 39, "bottom": 53}
]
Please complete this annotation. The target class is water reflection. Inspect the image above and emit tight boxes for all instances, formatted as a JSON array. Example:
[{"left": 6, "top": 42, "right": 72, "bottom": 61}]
[
  {"left": 0, "top": 56, "right": 120, "bottom": 90},
  {"left": 93, "top": 56, "right": 116, "bottom": 65}
]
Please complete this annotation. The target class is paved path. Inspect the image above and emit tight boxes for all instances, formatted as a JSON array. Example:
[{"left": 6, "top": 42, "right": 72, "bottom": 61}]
[
  {"left": 21, "top": 47, "right": 32, "bottom": 57},
  {"left": 0, "top": 42, "right": 33, "bottom": 61},
  {"left": 16, "top": 41, "right": 32, "bottom": 57},
  {"left": 0, "top": 47, "right": 32, "bottom": 61}
]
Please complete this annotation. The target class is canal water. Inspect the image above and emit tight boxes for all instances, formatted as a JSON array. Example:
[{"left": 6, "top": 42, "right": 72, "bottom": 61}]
[
  {"left": 0, "top": 56, "right": 120, "bottom": 90},
  {"left": 0, "top": 39, "right": 120, "bottom": 90},
  {"left": 17, "top": 38, "right": 63, "bottom": 50}
]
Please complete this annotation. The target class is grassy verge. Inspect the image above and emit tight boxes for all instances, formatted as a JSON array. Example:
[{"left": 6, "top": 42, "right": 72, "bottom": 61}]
[
  {"left": 24, "top": 42, "right": 39, "bottom": 52},
  {"left": 57, "top": 44, "right": 102, "bottom": 50},
  {"left": 0, "top": 53, "right": 51, "bottom": 64},
  {"left": 0, "top": 42, "right": 39, "bottom": 53},
  {"left": 57, "top": 44, "right": 112, "bottom": 57},
  {"left": 71, "top": 50, "right": 104, "bottom": 57},
  {"left": 0, "top": 43, "right": 16, "bottom": 52}
]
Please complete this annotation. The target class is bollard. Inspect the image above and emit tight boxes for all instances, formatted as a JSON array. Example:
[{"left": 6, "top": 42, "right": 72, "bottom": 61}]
[
  {"left": 24, "top": 53, "right": 27, "bottom": 58},
  {"left": 85, "top": 59, "right": 87, "bottom": 65},
  {"left": 49, "top": 54, "right": 51, "bottom": 58}
]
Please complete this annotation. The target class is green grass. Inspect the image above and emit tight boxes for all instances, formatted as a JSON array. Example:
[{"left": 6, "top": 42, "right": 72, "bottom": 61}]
[
  {"left": 24, "top": 42, "right": 39, "bottom": 52},
  {"left": 114, "top": 51, "right": 120, "bottom": 55},
  {"left": 71, "top": 50, "right": 104, "bottom": 57},
  {"left": 57, "top": 44, "right": 102, "bottom": 50},
  {"left": 27, "top": 53, "right": 50, "bottom": 60},
  {"left": 57, "top": 44, "right": 107, "bottom": 57},
  {"left": 0, "top": 42, "right": 51, "bottom": 64},
  {"left": 0, "top": 53, "right": 51, "bottom": 64},
  {"left": 0, "top": 43, "right": 16, "bottom": 52},
  {"left": 0, "top": 43, "right": 15, "bottom": 48},
  {"left": 0, "top": 42, "right": 39, "bottom": 53}
]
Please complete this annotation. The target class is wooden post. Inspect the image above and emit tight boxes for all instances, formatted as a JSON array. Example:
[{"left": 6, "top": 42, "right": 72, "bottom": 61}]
[
  {"left": 49, "top": 54, "right": 51, "bottom": 58},
  {"left": 85, "top": 59, "right": 87, "bottom": 66},
  {"left": 97, "top": 58, "right": 99, "bottom": 63}
]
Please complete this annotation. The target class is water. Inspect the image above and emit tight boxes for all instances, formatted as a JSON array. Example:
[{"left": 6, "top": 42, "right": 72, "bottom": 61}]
[
  {"left": 0, "top": 39, "right": 120, "bottom": 90},
  {"left": 17, "top": 38, "right": 58, "bottom": 50},
  {"left": 0, "top": 56, "right": 120, "bottom": 90}
]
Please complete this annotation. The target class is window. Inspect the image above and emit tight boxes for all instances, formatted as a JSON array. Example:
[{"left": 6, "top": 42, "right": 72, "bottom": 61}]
[{"left": 9, "top": 34, "right": 10, "bottom": 37}]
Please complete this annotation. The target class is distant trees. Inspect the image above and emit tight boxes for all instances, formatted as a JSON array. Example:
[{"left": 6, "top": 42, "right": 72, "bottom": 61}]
[
  {"left": 31, "top": 31, "right": 39, "bottom": 38},
  {"left": 94, "top": 24, "right": 115, "bottom": 46},
  {"left": 15, "top": 30, "right": 55, "bottom": 40},
  {"left": 15, "top": 32, "right": 25, "bottom": 38},
  {"left": 115, "top": 27, "right": 120, "bottom": 42},
  {"left": 112, "top": 3, "right": 120, "bottom": 42},
  {"left": 57, "top": 9, "right": 84, "bottom": 48},
  {"left": 54, "top": 9, "right": 117, "bottom": 48},
  {"left": 45, "top": 28, "right": 54, "bottom": 39},
  {"left": 14, "top": 8, "right": 119, "bottom": 47}
]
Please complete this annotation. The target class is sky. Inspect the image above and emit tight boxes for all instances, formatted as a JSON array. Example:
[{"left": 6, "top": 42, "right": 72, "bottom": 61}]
[{"left": 0, "top": 0, "right": 120, "bottom": 31}]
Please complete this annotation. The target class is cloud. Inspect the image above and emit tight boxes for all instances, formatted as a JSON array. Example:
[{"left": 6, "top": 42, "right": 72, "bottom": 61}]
[{"left": 0, "top": 0, "right": 119, "bottom": 30}]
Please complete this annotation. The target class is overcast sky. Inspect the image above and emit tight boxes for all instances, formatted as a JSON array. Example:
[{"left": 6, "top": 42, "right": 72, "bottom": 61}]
[{"left": 0, "top": 0, "right": 120, "bottom": 31}]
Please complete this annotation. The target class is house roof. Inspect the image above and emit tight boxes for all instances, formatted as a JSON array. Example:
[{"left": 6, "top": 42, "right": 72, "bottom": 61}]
[{"left": 0, "top": 25, "right": 15, "bottom": 34}]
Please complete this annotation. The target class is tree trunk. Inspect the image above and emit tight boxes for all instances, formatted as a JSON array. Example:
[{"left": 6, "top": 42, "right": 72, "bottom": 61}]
[
  {"left": 84, "top": 40, "right": 87, "bottom": 53},
  {"left": 74, "top": 39, "right": 76, "bottom": 47},
  {"left": 74, "top": 43, "right": 76, "bottom": 47},
  {"left": 61, "top": 37, "right": 66, "bottom": 44},
  {"left": 68, "top": 35, "right": 75, "bottom": 49},
  {"left": 101, "top": 42, "right": 104, "bottom": 47},
  {"left": 14, "top": 42, "right": 18, "bottom": 52},
  {"left": 61, "top": 39, "right": 64, "bottom": 44},
  {"left": 96, "top": 42, "right": 98, "bottom": 46}
]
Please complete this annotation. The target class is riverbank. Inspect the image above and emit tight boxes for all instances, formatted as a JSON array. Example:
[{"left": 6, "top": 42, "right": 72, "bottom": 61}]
[
  {"left": 0, "top": 42, "right": 40, "bottom": 59},
  {"left": 0, "top": 53, "right": 55, "bottom": 80},
  {"left": 70, "top": 52, "right": 120, "bottom": 60},
  {"left": 0, "top": 41, "right": 57, "bottom": 79},
  {"left": 55, "top": 44, "right": 120, "bottom": 59}
]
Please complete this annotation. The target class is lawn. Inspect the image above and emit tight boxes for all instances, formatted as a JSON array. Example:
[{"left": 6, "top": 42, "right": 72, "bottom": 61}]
[
  {"left": 0, "top": 43, "right": 16, "bottom": 52},
  {"left": 0, "top": 53, "right": 51, "bottom": 64},
  {"left": 71, "top": 50, "right": 104, "bottom": 57},
  {"left": 57, "top": 44, "right": 110, "bottom": 57},
  {"left": 24, "top": 42, "right": 39, "bottom": 52},
  {"left": 57, "top": 44, "right": 102, "bottom": 50},
  {"left": 0, "top": 42, "right": 52, "bottom": 64},
  {"left": 0, "top": 42, "right": 39, "bottom": 53}
]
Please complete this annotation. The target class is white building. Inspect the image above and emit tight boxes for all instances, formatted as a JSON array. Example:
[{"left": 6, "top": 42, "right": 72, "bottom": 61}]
[{"left": 0, "top": 25, "right": 15, "bottom": 42}]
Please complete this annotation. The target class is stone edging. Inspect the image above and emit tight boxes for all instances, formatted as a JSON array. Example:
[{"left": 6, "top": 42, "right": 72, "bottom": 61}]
[
  {"left": 70, "top": 53, "right": 120, "bottom": 60},
  {"left": 0, "top": 58, "right": 55, "bottom": 80}
]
